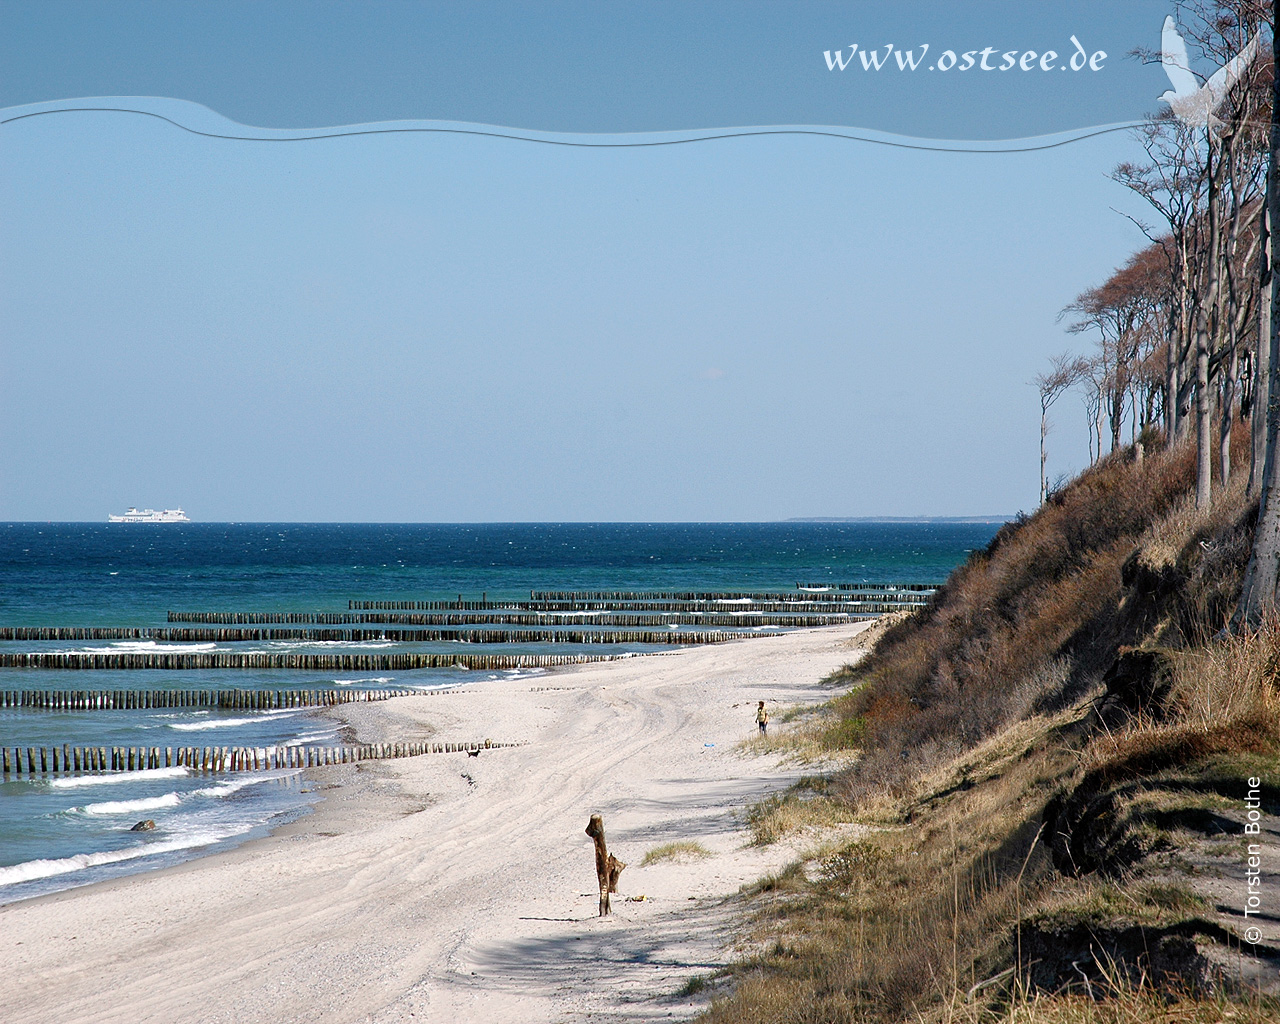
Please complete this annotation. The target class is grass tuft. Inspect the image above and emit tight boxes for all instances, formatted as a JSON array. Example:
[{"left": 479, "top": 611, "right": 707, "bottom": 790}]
[
  {"left": 745, "top": 791, "right": 858, "bottom": 846},
  {"left": 677, "top": 975, "right": 707, "bottom": 997},
  {"left": 640, "top": 840, "right": 714, "bottom": 866}
]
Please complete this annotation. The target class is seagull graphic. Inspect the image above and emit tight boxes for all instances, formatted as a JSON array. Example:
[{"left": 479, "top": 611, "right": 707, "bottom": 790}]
[{"left": 1160, "top": 15, "right": 1261, "bottom": 128}]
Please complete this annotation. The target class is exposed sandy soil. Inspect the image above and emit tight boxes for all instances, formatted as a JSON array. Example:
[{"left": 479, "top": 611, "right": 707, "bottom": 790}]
[
  {"left": 0, "top": 622, "right": 873, "bottom": 1024},
  {"left": 1181, "top": 809, "right": 1280, "bottom": 995}
]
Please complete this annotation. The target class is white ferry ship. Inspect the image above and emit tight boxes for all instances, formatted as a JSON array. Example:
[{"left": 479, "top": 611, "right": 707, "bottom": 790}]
[{"left": 108, "top": 507, "right": 191, "bottom": 523}]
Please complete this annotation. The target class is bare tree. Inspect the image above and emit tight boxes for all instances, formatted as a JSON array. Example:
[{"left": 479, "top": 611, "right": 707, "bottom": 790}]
[
  {"left": 1235, "top": 0, "right": 1280, "bottom": 629},
  {"left": 1105, "top": 2, "right": 1269, "bottom": 514},
  {"left": 1250, "top": 194, "right": 1272, "bottom": 494},
  {"left": 1034, "top": 354, "right": 1087, "bottom": 504},
  {"left": 1113, "top": 117, "right": 1207, "bottom": 441},
  {"left": 1062, "top": 247, "right": 1167, "bottom": 454},
  {"left": 1176, "top": 1, "right": 1270, "bottom": 504}
]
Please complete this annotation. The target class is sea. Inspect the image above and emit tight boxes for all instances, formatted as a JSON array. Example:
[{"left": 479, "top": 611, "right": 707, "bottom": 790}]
[{"left": 0, "top": 521, "right": 1000, "bottom": 903}]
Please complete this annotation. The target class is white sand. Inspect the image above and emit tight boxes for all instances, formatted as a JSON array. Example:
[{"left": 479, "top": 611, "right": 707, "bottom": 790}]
[{"left": 0, "top": 623, "right": 872, "bottom": 1023}]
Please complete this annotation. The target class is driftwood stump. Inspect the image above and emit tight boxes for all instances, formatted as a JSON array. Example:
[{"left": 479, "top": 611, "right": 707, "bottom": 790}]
[{"left": 585, "top": 813, "right": 626, "bottom": 916}]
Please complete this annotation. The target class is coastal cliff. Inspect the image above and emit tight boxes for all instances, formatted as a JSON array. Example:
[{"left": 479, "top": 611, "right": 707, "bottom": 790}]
[{"left": 709, "top": 433, "right": 1280, "bottom": 1023}]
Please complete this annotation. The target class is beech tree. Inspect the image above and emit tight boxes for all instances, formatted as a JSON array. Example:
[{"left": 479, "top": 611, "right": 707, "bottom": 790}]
[
  {"left": 1034, "top": 354, "right": 1087, "bottom": 504},
  {"left": 1039, "top": 3, "right": 1274, "bottom": 538},
  {"left": 1062, "top": 245, "right": 1169, "bottom": 455},
  {"left": 1113, "top": 1, "right": 1269, "bottom": 506},
  {"left": 1234, "top": 0, "right": 1280, "bottom": 629}
]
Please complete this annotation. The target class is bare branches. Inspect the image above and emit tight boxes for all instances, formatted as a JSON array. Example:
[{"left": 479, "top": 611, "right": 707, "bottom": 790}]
[
  {"left": 1038, "top": 3, "right": 1273, "bottom": 516},
  {"left": 1034, "top": 354, "right": 1089, "bottom": 505}
]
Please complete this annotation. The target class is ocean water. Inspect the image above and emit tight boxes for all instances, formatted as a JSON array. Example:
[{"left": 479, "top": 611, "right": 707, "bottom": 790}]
[{"left": 0, "top": 521, "right": 1000, "bottom": 901}]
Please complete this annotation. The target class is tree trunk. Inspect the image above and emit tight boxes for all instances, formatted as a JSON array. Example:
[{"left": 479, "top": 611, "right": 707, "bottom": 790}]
[
  {"left": 1196, "top": 138, "right": 1223, "bottom": 509},
  {"left": 1177, "top": 242, "right": 1195, "bottom": 442},
  {"left": 1166, "top": 293, "right": 1179, "bottom": 441},
  {"left": 1167, "top": 253, "right": 1186, "bottom": 443},
  {"left": 585, "top": 814, "right": 625, "bottom": 916},
  {"left": 1040, "top": 403, "right": 1048, "bottom": 505},
  {"left": 1234, "top": 0, "right": 1280, "bottom": 630},
  {"left": 1197, "top": 326, "right": 1213, "bottom": 507},
  {"left": 1111, "top": 380, "right": 1125, "bottom": 454},
  {"left": 1250, "top": 199, "right": 1271, "bottom": 497},
  {"left": 1220, "top": 343, "right": 1237, "bottom": 485}
]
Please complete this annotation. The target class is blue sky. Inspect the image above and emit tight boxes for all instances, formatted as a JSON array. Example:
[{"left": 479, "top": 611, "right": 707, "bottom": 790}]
[
  {"left": 0, "top": 2, "right": 1185, "bottom": 520},
  {"left": 0, "top": 1, "right": 1170, "bottom": 136}
]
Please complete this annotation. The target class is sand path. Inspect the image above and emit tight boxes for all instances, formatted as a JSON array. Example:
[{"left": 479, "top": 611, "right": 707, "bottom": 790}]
[{"left": 0, "top": 623, "right": 870, "bottom": 1023}]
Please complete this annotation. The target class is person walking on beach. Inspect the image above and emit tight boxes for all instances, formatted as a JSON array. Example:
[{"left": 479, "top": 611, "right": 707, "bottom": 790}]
[{"left": 756, "top": 701, "right": 769, "bottom": 734}]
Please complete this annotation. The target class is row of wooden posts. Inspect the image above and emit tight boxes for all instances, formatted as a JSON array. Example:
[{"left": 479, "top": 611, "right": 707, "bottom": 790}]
[
  {"left": 0, "top": 626, "right": 767, "bottom": 645},
  {"left": 345, "top": 593, "right": 934, "bottom": 612},
  {"left": 328, "top": 612, "right": 863, "bottom": 626},
  {"left": 1, "top": 738, "right": 518, "bottom": 777},
  {"left": 169, "top": 603, "right": 904, "bottom": 624},
  {"left": 0, "top": 651, "right": 621, "bottom": 672},
  {"left": 793, "top": 582, "right": 939, "bottom": 593},
  {"left": 527, "top": 588, "right": 937, "bottom": 601},
  {"left": 519, "top": 597, "right": 923, "bottom": 611},
  {"left": 0, "top": 686, "right": 427, "bottom": 711},
  {"left": 358, "top": 602, "right": 904, "bottom": 616},
  {"left": 4, "top": 612, "right": 863, "bottom": 636}
]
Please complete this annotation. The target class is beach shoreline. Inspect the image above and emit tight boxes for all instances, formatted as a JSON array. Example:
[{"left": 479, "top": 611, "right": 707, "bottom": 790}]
[{"left": 0, "top": 622, "right": 874, "bottom": 1024}]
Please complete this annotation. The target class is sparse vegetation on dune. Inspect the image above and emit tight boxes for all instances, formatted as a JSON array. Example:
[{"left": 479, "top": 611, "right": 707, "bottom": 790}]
[
  {"left": 705, "top": 438, "right": 1280, "bottom": 1024},
  {"left": 737, "top": 703, "right": 865, "bottom": 763},
  {"left": 745, "top": 787, "right": 859, "bottom": 847},
  {"left": 641, "top": 840, "right": 714, "bottom": 866}
]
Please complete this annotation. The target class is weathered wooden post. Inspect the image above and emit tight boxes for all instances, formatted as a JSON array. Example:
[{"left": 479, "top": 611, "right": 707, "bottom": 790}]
[{"left": 584, "top": 814, "right": 625, "bottom": 917}]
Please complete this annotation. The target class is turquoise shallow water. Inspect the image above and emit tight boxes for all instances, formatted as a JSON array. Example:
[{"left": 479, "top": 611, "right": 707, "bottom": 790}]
[{"left": 0, "top": 521, "right": 1000, "bottom": 901}]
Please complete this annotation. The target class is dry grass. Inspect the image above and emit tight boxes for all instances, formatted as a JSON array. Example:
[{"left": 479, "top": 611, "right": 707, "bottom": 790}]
[
  {"left": 965, "top": 978, "right": 1278, "bottom": 1024},
  {"left": 702, "top": 436, "right": 1276, "bottom": 1024},
  {"left": 710, "top": 707, "right": 1276, "bottom": 1023},
  {"left": 1027, "top": 877, "right": 1210, "bottom": 933},
  {"left": 737, "top": 703, "right": 865, "bottom": 764},
  {"left": 826, "top": 431, "right": 1261, "bottom": 807},
  {"left": 705, "top": 696, "right": 1084, "bottom": 1022},
  {"left": 828, "top": 443, "right": 1206, "bottom": 804},
  {"left": 640, "top": 840, "right": 713, "bottom": 866},
  {"left": 832, "top": 613, "right": 911, "bottom": 655},
  {"left": 1077, "top": 626, "right": 1280, "bottom": 794},
  {"left": 711, "top": 694, "right": 1274, "bottom": 1023},
  {"left": 1166, "top": 625, "right": 1280, "bottom": 732},
  {"left": 990, "top": 998, "right": 1279, "bottom": 1024},
  {"left": 745, "top": 790, "right": 862, "bottom": 846}
]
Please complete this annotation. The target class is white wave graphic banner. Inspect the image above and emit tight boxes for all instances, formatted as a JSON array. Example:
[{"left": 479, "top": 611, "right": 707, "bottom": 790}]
[{"left": 0, "top": 96, "right": 1144, "bottom": 154}]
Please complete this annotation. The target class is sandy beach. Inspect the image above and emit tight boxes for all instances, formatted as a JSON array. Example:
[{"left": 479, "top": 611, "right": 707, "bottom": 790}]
[{"left": 0, "top": 622, "right": 872, "bottom": 1023}]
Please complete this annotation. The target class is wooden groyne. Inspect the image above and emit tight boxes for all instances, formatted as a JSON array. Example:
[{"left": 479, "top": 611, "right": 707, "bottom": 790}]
[
  {"left": 1, "top": 686, "right": 426, "bottom": 711},
  {"left": 526, "top": 588, "right": 934, "bottom": 602},
  {"left": 0, "top": 651, "right": 619, "bottom": 672},
  {"left": 169, "top": 604, "right": 895, "bottom": 623},
  {"left": 348, "top": 587, "right": 935, "bottom": 610},
  {"left": 343, "top": 612, "right": 857, "bottom": 626},
  {"left": 1, "top": 738, "right": 520, "bottom": 776},
  {"left": 794, "top": 582, "right": 939, "bottom": 593},
  {"left": 347, "top": 599, "right": 509, "bottom": 611},
  {"left": 514, "top": 600, "right": 905, "bottom": 614},
  {"left": 0, "top": 626, "right": 766, "bottom": 645}
]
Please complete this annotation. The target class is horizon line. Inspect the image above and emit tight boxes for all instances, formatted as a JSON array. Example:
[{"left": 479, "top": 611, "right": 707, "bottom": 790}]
[{"left": 2, "top": 517, "right": 1014, "bottom": 526}]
